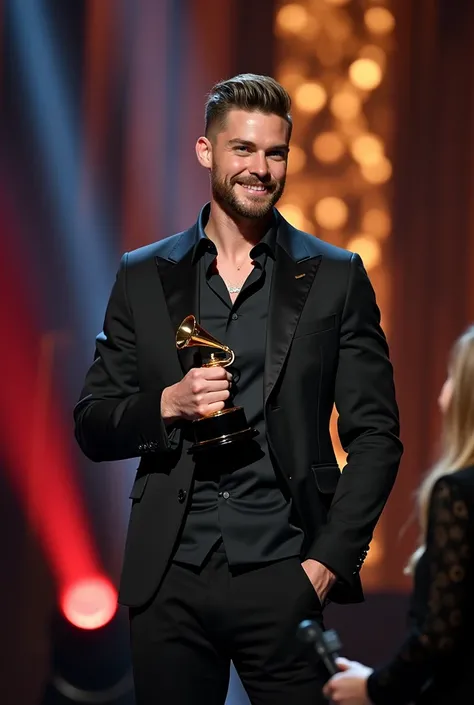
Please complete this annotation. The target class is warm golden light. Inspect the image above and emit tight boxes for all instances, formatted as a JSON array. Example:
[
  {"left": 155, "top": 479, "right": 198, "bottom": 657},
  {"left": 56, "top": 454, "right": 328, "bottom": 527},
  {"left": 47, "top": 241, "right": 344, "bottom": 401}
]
[
  {"left": 276, "top": 4, "right": 309, "bottom": 34},
  {"left": 349, "top": 58, "right": 382, "bottom": 90},
  {"left": 346, "top": 234, "right": 382, "bottom": 270},
  {"left": 362, "top": 208, "right": 391, "bottom": 238},
  {"left": 365, "top": 7, "right": 395, "bottom": 35},
  {"left": 330, "top": 90, "right": 361, "bottom": 121},
  {"left": 275, "top": 0, "right": 394, "bottom": 590},
  {"left": 294, "top": 81, "right": 327, "bottom": 114},
  {"left": 361, "top": 157, "right": 393, "bottom": 184},
  {"left": 277, "top": 59, "right": 306, "bottom": 92},
  {"left": 314, "top": 197, "right": 349, "bottom": 230},
  {"left": 278, "top": 204, "right": 307, "bottom": 230},
  {"left": 325, "top": 13, "right": 353, "bottom": 42},
  {"left": 351, "top": 133, "right": 384, "bottom": 166},
  {"left": 359, "top": 44, "right": 387, "bottom": 71},
  {"left": 277, "top": 72, "right": 304, "bottom": 93},
  {"left": 315, "top": 40, "right": 344, "bottom": 68},
  {"left": 313, "top": 131, "right": 346, "bottom": 163},
  {"left": 364, "top": 536, "right": 383, "bottom": 566},
  {"left": 340, "top": 121, "right": 365, "bottom": 139},
  {"left": 287, "top": 145, "right": 307, "bottom": 175}
]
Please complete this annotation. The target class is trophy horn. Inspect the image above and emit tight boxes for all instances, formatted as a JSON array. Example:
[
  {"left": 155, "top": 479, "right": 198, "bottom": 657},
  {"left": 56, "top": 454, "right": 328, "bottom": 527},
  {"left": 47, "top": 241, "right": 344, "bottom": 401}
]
[{"left": 176, "top": 315, "right": 235, "bottom": 367}]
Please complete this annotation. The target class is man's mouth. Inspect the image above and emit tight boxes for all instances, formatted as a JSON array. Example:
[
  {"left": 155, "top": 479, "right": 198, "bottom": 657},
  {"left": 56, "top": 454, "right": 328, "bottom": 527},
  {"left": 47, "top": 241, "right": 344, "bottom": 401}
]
[{"left": 238, "top": 183, "right": 270, "bottom": 193}]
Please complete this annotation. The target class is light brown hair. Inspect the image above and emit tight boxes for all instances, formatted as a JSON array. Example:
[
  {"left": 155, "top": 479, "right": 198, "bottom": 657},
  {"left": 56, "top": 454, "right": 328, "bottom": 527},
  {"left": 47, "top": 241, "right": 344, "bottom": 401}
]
[{"left": 205, "top": 73, "right": 292, "bottom": 140}]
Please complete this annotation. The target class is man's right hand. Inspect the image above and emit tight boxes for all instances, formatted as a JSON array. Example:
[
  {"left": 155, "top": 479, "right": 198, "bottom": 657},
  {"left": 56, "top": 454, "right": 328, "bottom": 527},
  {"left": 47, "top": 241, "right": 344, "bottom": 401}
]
[{"left": 161, "top": 367, "right": 232, "bottom": 424}]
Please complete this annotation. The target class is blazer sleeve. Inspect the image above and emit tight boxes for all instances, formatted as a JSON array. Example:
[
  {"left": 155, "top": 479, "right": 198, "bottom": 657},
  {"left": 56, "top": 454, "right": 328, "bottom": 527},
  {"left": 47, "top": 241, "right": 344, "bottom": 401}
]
[
  {"left": 74, "top": 253, "right": 176, "bottom": 462},
  {"left": 306, "top": 253, "right": 403, "bottom": 585},
  {"left": 366, "top": 476, "right": 471, "bottom": 705}
]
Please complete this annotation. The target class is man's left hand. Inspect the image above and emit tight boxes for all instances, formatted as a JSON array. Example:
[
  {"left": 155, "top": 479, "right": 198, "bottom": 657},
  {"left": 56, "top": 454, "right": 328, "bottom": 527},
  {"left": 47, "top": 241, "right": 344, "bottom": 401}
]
[{"left": 301, "top": 559, "right": 336, "bottom": 604}]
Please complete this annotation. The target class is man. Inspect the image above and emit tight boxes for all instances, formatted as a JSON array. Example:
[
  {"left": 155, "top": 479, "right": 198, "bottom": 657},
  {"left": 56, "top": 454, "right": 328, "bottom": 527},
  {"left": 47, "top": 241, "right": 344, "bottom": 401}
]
[{"left": 74, "top": 74, "right": 402, "bottom": 704}]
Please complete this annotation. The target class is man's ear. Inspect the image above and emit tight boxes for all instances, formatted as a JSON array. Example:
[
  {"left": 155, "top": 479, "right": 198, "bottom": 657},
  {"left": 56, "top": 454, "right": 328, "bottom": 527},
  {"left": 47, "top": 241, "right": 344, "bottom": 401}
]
[{"left": 196, "top": 136, "right": 212, "bottom": 169}]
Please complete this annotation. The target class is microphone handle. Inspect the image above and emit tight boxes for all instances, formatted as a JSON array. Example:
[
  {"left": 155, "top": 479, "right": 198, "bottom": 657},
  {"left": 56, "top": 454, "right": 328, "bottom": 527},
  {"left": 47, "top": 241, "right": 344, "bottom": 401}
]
[{"left": 319, "top": 650, "right": 339, "bottom": 677}]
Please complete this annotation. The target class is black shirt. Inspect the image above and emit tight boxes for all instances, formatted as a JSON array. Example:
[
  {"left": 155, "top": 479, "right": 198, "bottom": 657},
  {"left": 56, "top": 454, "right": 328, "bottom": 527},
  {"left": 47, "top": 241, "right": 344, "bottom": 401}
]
[{"left": 174, "top": 207, "right": 304, "bottom": 566}]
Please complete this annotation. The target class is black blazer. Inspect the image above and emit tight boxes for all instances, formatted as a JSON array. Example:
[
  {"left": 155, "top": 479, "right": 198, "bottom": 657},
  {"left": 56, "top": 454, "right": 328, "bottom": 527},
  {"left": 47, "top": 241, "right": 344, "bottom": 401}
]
[
  {"left": 367, "top": 465, "right": 474, "bottom": 705},
  {"left": 74, "top": 211, "right": 403, "bottom": 608}
]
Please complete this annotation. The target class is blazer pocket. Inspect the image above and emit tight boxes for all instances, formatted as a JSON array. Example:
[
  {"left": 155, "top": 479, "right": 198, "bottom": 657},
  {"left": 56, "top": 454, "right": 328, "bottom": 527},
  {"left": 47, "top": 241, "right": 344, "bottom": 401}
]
[
  {"left": 311, "top": 463, "right": 341, "bottom": 494},
  {"left": 294, "top": 314, "right": 337, "bottom": 340},
  {"left": 129, "top": 473, "right": 150, "bottom": 500}
]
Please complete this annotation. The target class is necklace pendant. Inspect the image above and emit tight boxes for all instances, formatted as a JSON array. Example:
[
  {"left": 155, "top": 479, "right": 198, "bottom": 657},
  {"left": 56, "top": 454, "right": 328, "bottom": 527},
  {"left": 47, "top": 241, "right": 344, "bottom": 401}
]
[{"left": 227, "top": 285, "right": 241, "bottom": 294}]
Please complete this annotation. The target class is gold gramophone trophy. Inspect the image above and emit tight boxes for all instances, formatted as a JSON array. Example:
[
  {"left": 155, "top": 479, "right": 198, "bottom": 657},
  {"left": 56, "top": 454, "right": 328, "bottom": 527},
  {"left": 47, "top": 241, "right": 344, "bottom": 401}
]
[{"left": 176, "top": 315, "right": 256, "bottom": 452}]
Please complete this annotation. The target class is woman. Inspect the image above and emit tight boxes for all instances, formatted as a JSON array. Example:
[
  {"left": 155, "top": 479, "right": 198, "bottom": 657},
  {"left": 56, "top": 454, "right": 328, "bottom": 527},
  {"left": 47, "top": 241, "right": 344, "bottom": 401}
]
[{"left": 324, "top": 326, "right": 474, "bottom": 705}]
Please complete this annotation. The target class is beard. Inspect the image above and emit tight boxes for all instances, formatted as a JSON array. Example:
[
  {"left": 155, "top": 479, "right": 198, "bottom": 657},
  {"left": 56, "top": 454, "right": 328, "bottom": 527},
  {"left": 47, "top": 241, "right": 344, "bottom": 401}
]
[{"left": 210, "top": 168, "right": 286, "bottom": 220}]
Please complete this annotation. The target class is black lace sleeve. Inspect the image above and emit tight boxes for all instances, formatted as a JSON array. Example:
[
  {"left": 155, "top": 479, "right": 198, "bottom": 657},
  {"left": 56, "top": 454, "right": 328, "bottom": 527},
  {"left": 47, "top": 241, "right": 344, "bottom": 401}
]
[{"left": 367, "top": 477, "right": 471, "bottom": 705}]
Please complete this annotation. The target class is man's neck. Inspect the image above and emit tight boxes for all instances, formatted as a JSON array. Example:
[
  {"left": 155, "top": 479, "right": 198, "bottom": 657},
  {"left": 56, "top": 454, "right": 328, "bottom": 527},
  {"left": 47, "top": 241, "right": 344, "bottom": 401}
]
[{"left": 204, "top": 200, "right": 272, "bottom": 261}]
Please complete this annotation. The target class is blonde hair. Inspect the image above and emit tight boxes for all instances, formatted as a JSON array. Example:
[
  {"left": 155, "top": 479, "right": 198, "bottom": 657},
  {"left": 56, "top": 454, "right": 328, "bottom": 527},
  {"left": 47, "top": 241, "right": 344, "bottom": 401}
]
[{"left": 407, "top": 325, "right": 474, "bottom": 572}]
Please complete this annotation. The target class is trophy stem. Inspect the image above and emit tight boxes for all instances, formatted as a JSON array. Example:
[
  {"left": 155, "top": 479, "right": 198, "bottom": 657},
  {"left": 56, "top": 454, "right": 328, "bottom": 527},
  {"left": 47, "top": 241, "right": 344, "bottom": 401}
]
[{"left": 203, "top": 349, "right": 235, "bottom": 368}]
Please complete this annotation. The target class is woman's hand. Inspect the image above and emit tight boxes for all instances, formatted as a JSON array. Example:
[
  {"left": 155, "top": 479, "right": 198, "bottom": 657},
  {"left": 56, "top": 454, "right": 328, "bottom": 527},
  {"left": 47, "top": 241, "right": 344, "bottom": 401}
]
[{"left": 323, "top": 657, "right": 373, "bottom": 704}]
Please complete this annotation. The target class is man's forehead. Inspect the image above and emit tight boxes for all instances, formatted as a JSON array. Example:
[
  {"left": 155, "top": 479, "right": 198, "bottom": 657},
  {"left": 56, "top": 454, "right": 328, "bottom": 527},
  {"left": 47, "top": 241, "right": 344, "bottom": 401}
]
[{"left": 220, "top": 109, "right": 289, "bottom": 143}]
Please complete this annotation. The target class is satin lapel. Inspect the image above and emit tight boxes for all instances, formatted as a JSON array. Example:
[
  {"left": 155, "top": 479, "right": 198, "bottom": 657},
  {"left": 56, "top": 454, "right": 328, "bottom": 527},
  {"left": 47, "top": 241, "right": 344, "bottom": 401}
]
[
  {"left": 264, "top": 247, "right": 322, "bottom": 405},
  {"left": 156, "top": 249, "right": 200, "bottom": 375}
]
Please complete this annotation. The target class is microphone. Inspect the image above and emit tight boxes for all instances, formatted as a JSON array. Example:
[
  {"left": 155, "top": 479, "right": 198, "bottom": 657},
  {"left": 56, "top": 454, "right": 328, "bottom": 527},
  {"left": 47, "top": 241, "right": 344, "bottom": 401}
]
[{"left": 297, "top": 619, "right": 342, "bottom": 677}]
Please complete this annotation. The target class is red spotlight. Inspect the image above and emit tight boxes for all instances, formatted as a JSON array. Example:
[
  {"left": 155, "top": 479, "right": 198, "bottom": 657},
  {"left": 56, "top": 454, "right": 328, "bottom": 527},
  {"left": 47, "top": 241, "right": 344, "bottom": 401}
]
[{"left": 61, "top": 577, "right": 117, "bottom": 630}]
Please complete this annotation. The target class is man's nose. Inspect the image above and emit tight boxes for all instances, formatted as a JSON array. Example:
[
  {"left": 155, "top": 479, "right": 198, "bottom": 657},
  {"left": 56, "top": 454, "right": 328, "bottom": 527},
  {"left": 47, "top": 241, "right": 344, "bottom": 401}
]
[{"left": 249, "top": 152, "right": 269, "bottom": 177}]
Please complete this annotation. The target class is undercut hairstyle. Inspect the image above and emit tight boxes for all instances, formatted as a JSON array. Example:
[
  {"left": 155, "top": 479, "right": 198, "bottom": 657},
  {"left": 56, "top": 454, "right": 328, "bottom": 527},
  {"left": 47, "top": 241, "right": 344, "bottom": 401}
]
[{"left": 205, "top": 73, "right": 292, "bottom": 140}]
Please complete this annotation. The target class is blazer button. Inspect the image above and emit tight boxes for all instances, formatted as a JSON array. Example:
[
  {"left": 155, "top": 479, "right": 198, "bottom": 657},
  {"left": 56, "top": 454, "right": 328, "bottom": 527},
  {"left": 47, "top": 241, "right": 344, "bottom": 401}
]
[{"left": 177, "top": 489, "right": 187, "bottom": 503}]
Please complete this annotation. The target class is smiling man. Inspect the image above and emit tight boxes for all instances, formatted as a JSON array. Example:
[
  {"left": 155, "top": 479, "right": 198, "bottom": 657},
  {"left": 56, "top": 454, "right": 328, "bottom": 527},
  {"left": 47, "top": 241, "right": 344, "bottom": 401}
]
[{"left": 74, "top": 74, "right": 402, "bottom": 705}]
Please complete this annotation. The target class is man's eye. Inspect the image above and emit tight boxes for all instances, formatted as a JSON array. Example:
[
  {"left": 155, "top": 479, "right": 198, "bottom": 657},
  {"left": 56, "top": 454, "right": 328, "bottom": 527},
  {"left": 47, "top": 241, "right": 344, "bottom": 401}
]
[{"left": 235, "top": 146, "right": 250, "bottom": 153}]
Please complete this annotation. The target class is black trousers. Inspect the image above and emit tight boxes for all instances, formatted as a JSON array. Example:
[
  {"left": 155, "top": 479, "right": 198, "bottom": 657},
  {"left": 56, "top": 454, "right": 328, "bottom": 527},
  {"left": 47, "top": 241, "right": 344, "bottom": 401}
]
[{"left": 130, "top": 543, "right": 328, "bottom": 704}]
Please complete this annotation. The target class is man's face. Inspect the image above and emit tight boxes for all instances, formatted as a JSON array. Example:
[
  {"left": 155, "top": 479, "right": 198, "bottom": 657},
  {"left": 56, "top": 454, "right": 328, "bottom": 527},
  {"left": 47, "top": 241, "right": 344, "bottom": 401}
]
[{"left": 202, "top": 110, "right": 289, "bottom": 220}]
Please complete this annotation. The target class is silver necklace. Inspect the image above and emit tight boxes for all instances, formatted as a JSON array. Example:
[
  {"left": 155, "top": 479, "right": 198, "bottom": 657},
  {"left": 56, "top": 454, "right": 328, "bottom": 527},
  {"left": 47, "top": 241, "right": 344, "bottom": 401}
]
[
  {"left": 226, "top": 262, "right": 241, "bottom": 294},
  {"left": 225, "top": 260, "right": 249, "bottom": 295}
]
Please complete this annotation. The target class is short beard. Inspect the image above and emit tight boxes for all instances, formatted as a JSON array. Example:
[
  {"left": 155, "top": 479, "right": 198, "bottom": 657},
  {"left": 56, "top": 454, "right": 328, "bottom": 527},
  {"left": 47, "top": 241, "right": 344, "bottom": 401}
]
[{"left": 210, "top": 168, "right": 285, "bottom": 220}]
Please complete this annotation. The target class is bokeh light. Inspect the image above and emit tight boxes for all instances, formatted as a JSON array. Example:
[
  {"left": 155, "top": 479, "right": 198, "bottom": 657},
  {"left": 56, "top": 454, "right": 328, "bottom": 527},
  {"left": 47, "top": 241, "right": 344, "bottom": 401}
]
[
  {"left": 315, "top": 38, "right": 345, "bottom": 67},
  {"left": 359, "top": 44, "right": 387, "bottom": 71},
  {"left": 294, "top": 81, "right": 327, "bottom": 113},
  {"left": 275, "top": 0, "right": 394, "bottom": 591},
  {"left": 314, "top": 197, "right": 349, "bottom": 230},
  {"left": 361, "top": 157, "right": 393, "bottom": 183},
  {"left": 313, "top": 131, "right": 346, "bottom": 163},
  {"left": 287, "top": 145, "right": 307, "bottom": 174},
  {"left": 330, "top": 89, "right": 362, "bottom": 121},
  {"left": 349, "top": 58, "right": 383, "bottom": 90},
  {"left": 61, "top": 577, "right": 117, "bottom": 630},
  {"left": 364, "top": 7, "right": 396, "bottom": 35},
  {"left": 351, "top": 133, "right": 385, "bottom": 166},
  {"left": 276, "top": 4, "right": 309, "bottom": 34},
  {"left": 346, "top": 234, "right": 382, "bottom": 270},
  {"left": 278, "top": 203, "right": 307, "bottom": 230},
  {"left": 277, "top": 59, "right": 306, "bottom": 91},
  {"left": 362, "top": 208, "right": 391, "bottom": 238}
]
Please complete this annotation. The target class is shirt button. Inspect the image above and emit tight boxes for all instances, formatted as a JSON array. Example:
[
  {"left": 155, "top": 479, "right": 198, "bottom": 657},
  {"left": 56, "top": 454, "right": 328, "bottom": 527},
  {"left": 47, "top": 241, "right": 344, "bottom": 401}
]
[
  {"left": 222, "top": 491, "right": 230, "bottom": 499},
  {"left": 231, "top": 313, "right": 238, "bottom": 321}
]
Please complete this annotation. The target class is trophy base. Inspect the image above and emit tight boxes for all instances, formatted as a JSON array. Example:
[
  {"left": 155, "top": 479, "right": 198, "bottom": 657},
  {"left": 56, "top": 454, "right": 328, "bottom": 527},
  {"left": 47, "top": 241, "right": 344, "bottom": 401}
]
[{"left": 189, "top": 406, "right": 256, "bottom": 453}]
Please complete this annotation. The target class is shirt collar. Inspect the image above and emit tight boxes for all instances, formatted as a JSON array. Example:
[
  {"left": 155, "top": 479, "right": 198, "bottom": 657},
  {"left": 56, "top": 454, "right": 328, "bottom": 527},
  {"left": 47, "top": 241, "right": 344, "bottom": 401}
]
[{"left": 192, "top": 203, "right": 278, "bottom": 264}]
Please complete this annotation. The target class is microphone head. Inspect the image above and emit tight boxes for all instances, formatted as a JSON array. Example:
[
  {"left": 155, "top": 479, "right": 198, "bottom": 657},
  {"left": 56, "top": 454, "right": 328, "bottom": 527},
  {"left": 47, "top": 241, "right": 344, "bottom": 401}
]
[{"left": 297, "top": 619, "right": 324, "bottom": 644}]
